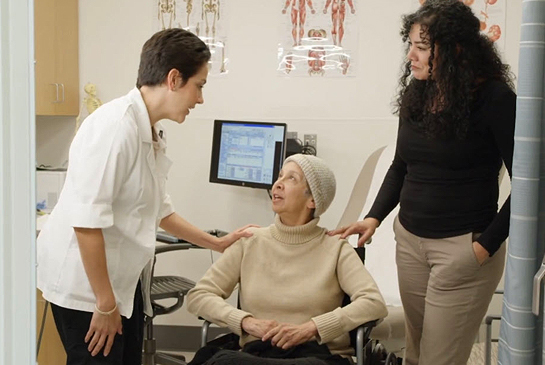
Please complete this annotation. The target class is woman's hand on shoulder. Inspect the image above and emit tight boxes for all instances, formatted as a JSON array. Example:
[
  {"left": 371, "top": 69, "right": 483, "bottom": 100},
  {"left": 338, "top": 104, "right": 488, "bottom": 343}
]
[
  {"left": 262, "top": 321, "right": 318, "bottom": 350},
  {"left": 327, "top": 218, "right": 380, "bottom": 247},
  {"left": 216, "top": 224, "right": 259, "bottom": 253}
]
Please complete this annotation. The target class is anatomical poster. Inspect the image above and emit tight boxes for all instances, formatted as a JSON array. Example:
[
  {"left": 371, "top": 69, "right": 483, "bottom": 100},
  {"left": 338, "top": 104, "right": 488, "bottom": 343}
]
[
  {"left": 277, "top": 0, "right": 359, "bottom": 77},
  {"left": 416, "top": 0, "right": 506, "bottom": 50},
  {"left": 156, "top": 0, "right": 229, "bottom": 75}
]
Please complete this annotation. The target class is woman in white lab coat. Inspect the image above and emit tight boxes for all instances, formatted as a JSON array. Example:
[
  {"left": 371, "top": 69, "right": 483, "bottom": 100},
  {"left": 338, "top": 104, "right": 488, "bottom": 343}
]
[{"left": 37, "top": 28, "right": 253, "bottom": 365}]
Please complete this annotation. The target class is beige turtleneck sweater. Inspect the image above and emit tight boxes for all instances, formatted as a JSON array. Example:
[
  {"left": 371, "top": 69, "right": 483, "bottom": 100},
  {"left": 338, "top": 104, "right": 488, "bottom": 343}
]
[{"left": 186, "top": 216, "right": 388, "bottom": 356}]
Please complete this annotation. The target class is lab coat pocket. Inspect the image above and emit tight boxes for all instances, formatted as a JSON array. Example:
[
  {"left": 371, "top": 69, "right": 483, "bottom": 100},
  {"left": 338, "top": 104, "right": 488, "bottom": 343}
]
[
  {"left": 155, "top": 153, "right": 173, "bottom": 179},
  {"left": 62, "top": 246, "right": 118, "bottom": 303},
  {"left": 155, "top": 153, "right": 173, "bottom": 206}
]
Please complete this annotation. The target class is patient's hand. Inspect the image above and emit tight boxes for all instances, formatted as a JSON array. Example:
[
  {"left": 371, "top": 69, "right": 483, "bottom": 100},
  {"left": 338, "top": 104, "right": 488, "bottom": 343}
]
[
  {"left": 262, "top": 321, "right": 318, "bottom": 349},
  {"left": 217, "top": 224, "right": 259, "bottom": 252},
  {"left": 241, "top": 317, "right": 278, "bottom": 338}
]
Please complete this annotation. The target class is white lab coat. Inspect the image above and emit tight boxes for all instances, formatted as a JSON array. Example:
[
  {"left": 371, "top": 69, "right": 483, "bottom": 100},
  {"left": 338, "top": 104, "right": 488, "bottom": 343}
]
[{"left": 37, "top": 88, "right": 175, "bottom": 318}]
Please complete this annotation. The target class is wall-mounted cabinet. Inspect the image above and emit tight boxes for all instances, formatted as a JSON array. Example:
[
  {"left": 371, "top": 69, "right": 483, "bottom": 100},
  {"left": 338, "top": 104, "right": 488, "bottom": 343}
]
[{"left": 35, "top": 0, "right": 79, "bottom": 116}]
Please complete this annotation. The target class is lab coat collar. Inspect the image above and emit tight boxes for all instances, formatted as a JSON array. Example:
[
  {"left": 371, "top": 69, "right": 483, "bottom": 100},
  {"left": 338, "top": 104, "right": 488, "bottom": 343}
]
[{"left": 127, "top": 87, "right": 153, "bottom": 144}]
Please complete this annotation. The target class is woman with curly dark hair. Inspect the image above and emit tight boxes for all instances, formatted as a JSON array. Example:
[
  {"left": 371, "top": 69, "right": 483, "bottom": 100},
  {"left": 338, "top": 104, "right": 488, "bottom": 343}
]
[{"left": 330, "top": 1, "right": 516, "bottom": 364}]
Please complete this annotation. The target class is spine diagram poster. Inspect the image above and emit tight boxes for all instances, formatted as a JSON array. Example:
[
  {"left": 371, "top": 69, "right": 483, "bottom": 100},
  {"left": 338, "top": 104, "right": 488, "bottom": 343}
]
[
  {"left": 156, "top": 0, "right": 229, "bottom": 75},
  {"left": 277, "top": 0, "right": 359, "bottom": 77},
  {"left": 417, "top": 0, "right": 506, "bottom": 50}
]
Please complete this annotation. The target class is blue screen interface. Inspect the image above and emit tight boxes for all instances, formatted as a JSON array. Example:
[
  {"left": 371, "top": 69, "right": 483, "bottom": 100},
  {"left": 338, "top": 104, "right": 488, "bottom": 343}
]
[{"left": 217, "top": 123, "right": 285, "bottom": 185}]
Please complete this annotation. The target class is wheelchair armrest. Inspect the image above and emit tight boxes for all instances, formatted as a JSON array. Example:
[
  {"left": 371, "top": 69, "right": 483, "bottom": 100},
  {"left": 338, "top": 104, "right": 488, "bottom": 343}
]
[
  {"left": 356, "top": 319, "right": 380, "bottom": 342},
  {"left": 359, "top": 319, "right": 380, "bottom": 329},
  {"left": 155, "top": 242, "right": 201, "bottom": 255},
  {"left": 201, "top": 320, "right": 211, "bottom": 348},
  {"left": 356, "top": 319, "right": 381, "bottom": 365},
  {"left": 201, "top": 318, "right": 381, "bottom": 349},
  {"left": 155, "top": 229, "right": 227, "bottom": 251}
]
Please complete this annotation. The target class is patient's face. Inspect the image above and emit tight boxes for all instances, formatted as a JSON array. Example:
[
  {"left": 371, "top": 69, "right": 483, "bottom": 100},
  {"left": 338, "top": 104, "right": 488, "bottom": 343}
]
[{"left": 271, "top": 162, "right": 315, "bottom": 225}]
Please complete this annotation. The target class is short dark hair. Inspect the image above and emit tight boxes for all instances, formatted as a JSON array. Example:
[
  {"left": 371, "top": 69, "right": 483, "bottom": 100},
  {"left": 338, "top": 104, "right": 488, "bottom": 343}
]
[{"left": 136, "top": 28, "right": 211, "bottom": 88}]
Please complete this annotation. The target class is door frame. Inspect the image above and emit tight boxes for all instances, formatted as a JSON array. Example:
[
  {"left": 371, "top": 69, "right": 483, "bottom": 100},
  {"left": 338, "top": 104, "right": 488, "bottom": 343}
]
[{"left": 0, "top": 0, "right": 37, "bottom": 364}]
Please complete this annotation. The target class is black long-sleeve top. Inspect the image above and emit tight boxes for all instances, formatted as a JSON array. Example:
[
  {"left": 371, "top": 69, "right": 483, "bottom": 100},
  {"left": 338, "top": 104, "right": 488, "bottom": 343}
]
[{"left": 366, "top": 79, "right": 516, "bottom": 255}]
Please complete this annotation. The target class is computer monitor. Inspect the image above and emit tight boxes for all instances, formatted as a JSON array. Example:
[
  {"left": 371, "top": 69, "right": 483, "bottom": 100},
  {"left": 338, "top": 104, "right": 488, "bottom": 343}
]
[{"left": 209, "top": 119, "right": 287, "bottom": 189}]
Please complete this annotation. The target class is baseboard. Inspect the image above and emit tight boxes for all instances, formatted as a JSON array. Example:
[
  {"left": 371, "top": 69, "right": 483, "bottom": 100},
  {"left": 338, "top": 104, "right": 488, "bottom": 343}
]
[{"left": 155, "top": 325, "right": 231, "bottom": 352}]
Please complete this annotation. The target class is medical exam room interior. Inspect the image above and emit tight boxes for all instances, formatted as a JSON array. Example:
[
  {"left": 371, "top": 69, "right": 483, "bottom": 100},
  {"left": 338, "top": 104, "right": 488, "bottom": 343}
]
[{"left": 28, "top": 0, "right": 521, "bottom": 364}]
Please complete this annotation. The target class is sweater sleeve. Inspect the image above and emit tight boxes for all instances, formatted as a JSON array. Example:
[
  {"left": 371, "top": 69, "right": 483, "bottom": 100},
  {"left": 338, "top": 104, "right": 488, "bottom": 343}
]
[
  {"left": 365, "top": 121, "right": 407, "bottom": 223},
  {"left": 475, "top": 84, "right": 516, "bottom": 255},
  {"left": 311, "top": 242, "right": 388, "bottom": 344},
  {"left": 186, "top": 240, "right": 253, "bottom": 335}
]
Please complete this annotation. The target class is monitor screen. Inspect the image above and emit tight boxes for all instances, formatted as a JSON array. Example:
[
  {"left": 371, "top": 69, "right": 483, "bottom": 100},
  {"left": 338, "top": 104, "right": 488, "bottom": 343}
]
[{"left": 209, "top": 120, "right": 287, "bottom": 189}]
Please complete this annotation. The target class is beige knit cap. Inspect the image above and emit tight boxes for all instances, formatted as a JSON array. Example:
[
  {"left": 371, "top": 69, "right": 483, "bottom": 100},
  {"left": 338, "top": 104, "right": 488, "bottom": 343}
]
[{"left": 284, "top": 154, "right": 336, "bottom": 217}]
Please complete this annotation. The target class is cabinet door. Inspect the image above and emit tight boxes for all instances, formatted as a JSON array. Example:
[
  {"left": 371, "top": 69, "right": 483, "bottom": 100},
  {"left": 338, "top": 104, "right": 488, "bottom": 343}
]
[
  {"left": 54, "top": 0, "right": 79, "bottom": 115},
  {"left": 35, "top": 0, "right": 79, "bottom": 116},
  {"left": 35, "top": 0, "right": 57, "bottom": 115},
  {"left": 36, "top": 290, "right": 67, "bottom": 365}
]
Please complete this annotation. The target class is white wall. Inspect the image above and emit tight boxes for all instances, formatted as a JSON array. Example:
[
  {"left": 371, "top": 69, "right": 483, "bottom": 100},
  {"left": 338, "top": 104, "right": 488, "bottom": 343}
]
[{"left": 37, "top": 0, "right": 522, "bottom": 328}]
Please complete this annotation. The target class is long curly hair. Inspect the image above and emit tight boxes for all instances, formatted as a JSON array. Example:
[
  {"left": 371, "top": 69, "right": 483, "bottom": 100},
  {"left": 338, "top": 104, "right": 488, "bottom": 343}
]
[{"left": 396, "top": 0, "right": 513, "bottom": 139}]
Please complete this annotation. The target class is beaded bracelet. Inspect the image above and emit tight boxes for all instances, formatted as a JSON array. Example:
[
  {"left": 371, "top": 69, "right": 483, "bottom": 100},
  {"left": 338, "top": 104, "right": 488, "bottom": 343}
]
[{"left": 94, "top": 303, "right": 117, "bottom": 316}]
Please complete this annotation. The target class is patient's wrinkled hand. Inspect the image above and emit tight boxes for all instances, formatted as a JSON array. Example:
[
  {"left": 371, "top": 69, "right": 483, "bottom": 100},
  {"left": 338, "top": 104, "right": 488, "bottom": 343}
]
[
  {"left": 242, "top": 317, "right": 278, "bottom": 338},
  {"left": 262, "top": 321, "right": 318, "bottom": 350},
  {"left": 217, "top": 224, "right": 259, "bottom": 252},
  {"left": 327, "top": 217, "right": 380, "bottom": 247}
]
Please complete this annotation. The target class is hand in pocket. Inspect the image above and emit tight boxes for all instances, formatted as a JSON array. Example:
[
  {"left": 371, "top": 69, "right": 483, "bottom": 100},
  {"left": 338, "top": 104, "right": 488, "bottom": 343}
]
[{"left": 472, "top": 241, "right": 489, "bottom": 265}]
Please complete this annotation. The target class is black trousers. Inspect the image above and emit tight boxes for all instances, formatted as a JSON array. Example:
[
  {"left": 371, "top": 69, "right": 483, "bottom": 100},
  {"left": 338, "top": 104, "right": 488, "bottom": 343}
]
[
  {"left": 51, "top": 282, "right": 144, "bottom": 365},
  {"left": 190, "top": 340, "right": 350, "bottom": 365}
]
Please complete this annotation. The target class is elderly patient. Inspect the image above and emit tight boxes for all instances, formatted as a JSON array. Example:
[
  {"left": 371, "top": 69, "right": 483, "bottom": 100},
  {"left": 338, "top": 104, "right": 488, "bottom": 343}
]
[{"left": 187, "top": 154, "right": 388, "bottom": 364}]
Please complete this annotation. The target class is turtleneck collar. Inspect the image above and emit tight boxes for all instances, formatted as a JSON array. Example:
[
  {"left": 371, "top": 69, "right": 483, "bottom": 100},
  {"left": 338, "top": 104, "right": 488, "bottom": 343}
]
[{"left": 270, "top": 214, "right": 323, "bottom": 245}]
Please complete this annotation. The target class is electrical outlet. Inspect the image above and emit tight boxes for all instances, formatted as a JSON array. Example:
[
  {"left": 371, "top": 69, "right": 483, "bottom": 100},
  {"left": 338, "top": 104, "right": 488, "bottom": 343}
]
[
  {"left": 304, "top": 134, "right": 317, "bottom": 149},
  {"left": 286, "top": 131, "right": 298, "bottom": 140}
]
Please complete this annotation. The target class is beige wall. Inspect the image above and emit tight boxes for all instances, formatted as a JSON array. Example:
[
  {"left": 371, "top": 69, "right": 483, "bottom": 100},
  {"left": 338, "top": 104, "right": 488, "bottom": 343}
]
[{"left": 36, "top": 0, "right": 522, "bottom": 329}]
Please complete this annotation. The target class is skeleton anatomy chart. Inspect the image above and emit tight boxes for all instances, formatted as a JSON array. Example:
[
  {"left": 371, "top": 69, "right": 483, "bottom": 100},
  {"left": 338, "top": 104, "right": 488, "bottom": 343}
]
[
  {"left": 417, "top": 0, "right": 506, "bottom": 49},
  {"left": 278, "top": 0, "right": 358, "bottom": 77},
  {"left": 156, "top": 0, "right": 228, "bottom": 75}
]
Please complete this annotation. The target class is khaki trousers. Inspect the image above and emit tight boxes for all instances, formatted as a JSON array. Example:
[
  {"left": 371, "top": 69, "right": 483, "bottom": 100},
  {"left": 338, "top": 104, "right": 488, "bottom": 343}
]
[{"left": 394, "top": 216, "right": 505, "bottom": 365}]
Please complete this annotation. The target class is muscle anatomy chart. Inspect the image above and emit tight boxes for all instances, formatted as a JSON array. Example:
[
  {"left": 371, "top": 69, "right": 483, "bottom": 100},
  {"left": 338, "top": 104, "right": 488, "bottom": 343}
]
[
  {"left": 417, "top": 0, "right": 506, "bottom": 49},
  {"left": 278, "top": 0, "right": 358, "bottom": 77},
  {"left": 156, "top": 0, "right": 229, "bottom": 75}
]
